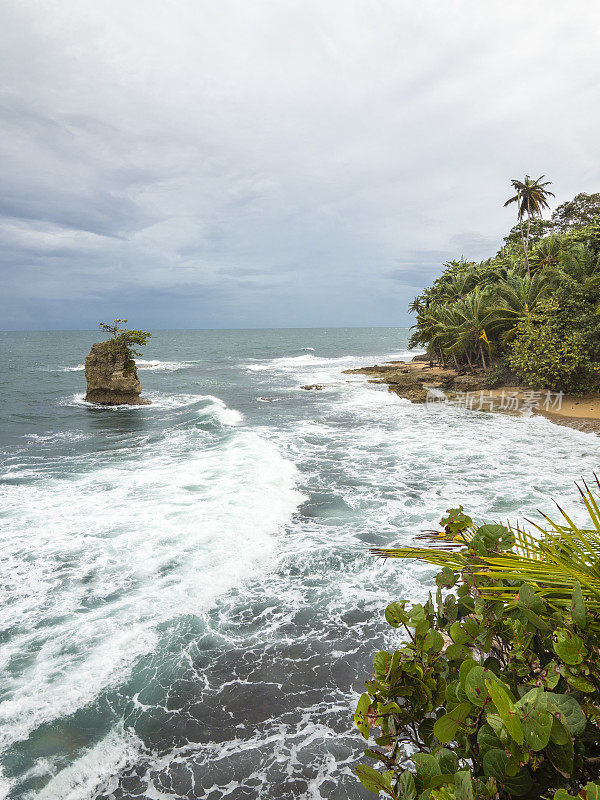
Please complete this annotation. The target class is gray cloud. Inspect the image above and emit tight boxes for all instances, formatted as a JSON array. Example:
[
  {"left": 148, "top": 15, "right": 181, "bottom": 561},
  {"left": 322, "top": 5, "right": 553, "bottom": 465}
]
[{"left": 1, "top": 0, "right": 600, "bottom": 329}]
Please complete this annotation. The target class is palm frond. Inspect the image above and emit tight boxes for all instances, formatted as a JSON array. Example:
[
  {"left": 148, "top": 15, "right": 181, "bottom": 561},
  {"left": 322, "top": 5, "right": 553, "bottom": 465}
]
[{"left": 372, "top": 478, "right": 600, "bottom": 619}]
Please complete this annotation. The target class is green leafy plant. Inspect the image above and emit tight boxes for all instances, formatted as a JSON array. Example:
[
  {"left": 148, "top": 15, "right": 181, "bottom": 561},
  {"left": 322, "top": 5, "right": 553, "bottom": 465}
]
[
  {"left": 355, "top": 483, "right": 600, "bottom": 799},
  {"left": 99, "top": 319, "right": 151, "bottom": 372},
  {"left": 507, "top": 298, "right": 600, "bottom": 393}
]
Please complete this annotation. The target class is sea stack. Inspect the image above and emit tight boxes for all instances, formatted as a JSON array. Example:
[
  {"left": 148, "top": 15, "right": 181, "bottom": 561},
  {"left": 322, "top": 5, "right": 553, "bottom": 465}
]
[{"left": 84, "top": 341, "right": 151, "bottom": 405}]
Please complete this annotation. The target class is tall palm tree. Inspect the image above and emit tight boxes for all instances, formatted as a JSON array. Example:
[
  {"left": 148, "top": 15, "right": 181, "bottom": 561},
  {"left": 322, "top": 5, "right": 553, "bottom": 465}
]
[{"left": 504, "top": 175, "right": 555, "bottom": 276}]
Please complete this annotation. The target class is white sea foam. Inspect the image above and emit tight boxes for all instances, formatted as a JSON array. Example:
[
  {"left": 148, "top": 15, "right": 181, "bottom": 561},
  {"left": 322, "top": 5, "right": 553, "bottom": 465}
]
[
  {"left": 0, "top": 401, "right": 302, "bottom": 752},
  {"left": 32, "top": 727, "right": 144, "bottom": 800},
  {"left": 61, "top": 392, "right": 214, "bottom": 411},
  {"left": 56, "top": 359, "right": 196, "bottom": 373},
  {"left": 5, "top": 335, "right": 600, "bottom": 799},
  {"left": 211, "top": 397, "right": 244, "bottom": 426},
  {"left": 243, "top": 349, "right": 420, "bottom": 387}
]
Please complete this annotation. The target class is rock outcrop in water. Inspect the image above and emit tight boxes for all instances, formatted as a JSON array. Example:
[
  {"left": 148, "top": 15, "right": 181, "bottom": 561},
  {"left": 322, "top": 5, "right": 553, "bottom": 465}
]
[{"left": 84, "top": 341, "right": 151, "bottom": 405}]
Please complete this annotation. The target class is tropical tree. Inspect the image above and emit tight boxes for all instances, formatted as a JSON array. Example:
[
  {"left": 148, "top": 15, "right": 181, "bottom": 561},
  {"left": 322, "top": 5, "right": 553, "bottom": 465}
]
[
  {"left": 490, "top": 272, "right": 552, "bottom": 341},
  {"left": 446, "top": 291, "right": 497, "bottom": 369},
  {"left": 98, "top": 319, "right": 152, "bottom": 364},
  {"left": 551, "top": 192, "right": 600, "bottom": 233},
  {"left": 561, "top": 244, "right": 600, "bottom": 297},
  {"left": 504, "top": 175, "right": 555, "bottom": 275},
  {"left": 528, "top": 234, "right": 564, "bottom": 275}
]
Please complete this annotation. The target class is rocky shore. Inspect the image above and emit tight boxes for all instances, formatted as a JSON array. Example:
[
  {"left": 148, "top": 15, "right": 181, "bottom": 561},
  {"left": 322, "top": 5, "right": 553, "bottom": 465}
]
[{"left": 344, "top": 356, "right": 600, "bottom": 434}]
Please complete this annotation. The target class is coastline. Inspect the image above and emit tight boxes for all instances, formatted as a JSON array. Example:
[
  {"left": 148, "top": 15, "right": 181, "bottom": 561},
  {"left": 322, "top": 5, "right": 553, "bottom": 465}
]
[{"left": 344, "top": 358, "right": 600, "bottom": 434}]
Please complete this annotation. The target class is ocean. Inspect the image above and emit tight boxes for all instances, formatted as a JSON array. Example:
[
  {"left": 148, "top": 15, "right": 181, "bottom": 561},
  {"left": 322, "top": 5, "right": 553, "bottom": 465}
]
[{"left": 0, "top": 327, "right": 598, "bottom": 800}]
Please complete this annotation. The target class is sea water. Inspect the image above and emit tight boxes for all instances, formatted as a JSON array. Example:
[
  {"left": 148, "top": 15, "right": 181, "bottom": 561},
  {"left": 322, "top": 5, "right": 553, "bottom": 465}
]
[{"left": 0, "top": 328, "right": 598, "bottom": 800}]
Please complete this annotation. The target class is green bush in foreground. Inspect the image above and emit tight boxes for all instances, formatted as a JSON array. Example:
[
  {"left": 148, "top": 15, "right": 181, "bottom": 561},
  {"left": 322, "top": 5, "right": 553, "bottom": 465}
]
[{"left": 355, "top": 486, "right": 600, "bottom": 800}]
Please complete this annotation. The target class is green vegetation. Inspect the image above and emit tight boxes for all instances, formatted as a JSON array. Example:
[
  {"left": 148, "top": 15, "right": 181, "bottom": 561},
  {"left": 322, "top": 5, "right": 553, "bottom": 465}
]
[
  {"left": 99, "top": 318, "right": 151, "bottom": 372},
  {"left": 409, "top": 182, "right": 600, "bottom": 393},
  {"left": 354, "top": 480, "right": 600, "bottom": 800}
]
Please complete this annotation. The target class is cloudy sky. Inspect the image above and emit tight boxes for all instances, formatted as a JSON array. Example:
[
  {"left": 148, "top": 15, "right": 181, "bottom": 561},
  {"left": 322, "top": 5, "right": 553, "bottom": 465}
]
[{"left": 1, "top": 1, "right": 599, "bottom": 330}]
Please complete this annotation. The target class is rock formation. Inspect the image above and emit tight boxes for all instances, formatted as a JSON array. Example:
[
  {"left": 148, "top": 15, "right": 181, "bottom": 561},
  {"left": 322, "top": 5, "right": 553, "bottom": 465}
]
[
  {"left": 84, "top": 341, "right": 151, "bottom": 405},
  {"left": 344, "top": 360, "right": 485, "bottom": 403}
]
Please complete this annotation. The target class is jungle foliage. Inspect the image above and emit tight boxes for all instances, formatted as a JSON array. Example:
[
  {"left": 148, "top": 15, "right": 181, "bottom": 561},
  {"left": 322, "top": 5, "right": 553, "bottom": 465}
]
[
  {"left": 409, "top": 184, "right": 600, "bottom": 393},
  {"left": 354, "top": 480, "right": 600, "bottom": 800}
]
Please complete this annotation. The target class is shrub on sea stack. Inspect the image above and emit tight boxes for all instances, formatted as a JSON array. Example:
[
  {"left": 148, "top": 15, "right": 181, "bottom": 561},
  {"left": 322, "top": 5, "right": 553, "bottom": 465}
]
[{"left": 354, "top": 488, "right": 600, "bottom": 800}]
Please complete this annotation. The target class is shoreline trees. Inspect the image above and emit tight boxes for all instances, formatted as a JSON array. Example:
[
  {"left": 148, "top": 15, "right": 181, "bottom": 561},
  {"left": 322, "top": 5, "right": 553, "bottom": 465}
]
[{"left": 409, "top": 185, "right": 600, "bottom": 393}]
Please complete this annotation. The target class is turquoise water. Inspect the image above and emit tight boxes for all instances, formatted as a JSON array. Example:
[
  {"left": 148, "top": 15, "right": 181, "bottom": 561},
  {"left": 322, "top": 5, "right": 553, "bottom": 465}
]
[{"left": 0, "top": 328, "right": 599, "bottom": 799}]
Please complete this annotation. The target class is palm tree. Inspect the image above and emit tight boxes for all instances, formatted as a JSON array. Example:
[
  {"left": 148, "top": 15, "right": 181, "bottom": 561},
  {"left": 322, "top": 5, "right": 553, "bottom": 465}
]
[
  {"left": 504, "top": 175, "right": 555, "bottom": 276},
  {"left": 528, "top": 234, "right": 564, "bottom": 275},
  {"left": 562, "top": 243, "right": 600, "bottom": 296},
  {"left": 489, "top": 272, "right": 552, "bottom": 341}
]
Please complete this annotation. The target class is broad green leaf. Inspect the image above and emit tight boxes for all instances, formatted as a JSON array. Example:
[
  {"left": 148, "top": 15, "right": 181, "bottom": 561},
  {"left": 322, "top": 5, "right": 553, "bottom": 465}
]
[
  {"left": 354, "top": 693, "right": 371, "bottom": 739},
  {"left": 546, "top": 693, "right": 587, "bottom": 734},
  {"left": 396, "top": 771, "right": 417, "bottom": 800},
  {"left": 373, "top": 651, "right": 392, "bottom": 678},
  {"left": 566, "top": 673, "right": 595, "bottom": 692},
  {"left": 445, "top": 643, "right": 471, "bottom": 661},
  {"left": 486, "top": 679, "right": 523, "bottom": 745},
  {"left": 435, "top": 748, "right": 458, "bottom": 775},
  {"left": 355, "top": 764, "right": 394, "bottom": 795},
  {"left": 418, "top": 718, "right": 436, "bottom": 747},
  {"left": 553, "top": 628, "right": 587, "bottom": 665},
  {"left": 437, "top": 566, "right": 457, "bottom": 588},
  {"left": 483, "top": 749, "right": 533, "bottom": 796},
  {"left": 377, "top": 701, "right": 401, "bottom": 716},
  {"left": 433, "top": 702, "right": 472, "bottom": 744},
  {"left": 458, "top": 658, "right": 479, "bottom": 687},
  {"left": 385, "top": 602, "right": 408, "bottom": 628},
  {"left": 517, "top": 583, "right": 544, "bottom": 614},
  {"left": 465, "top": 666, "right": 494, "bottom": 707},
  {"left": 584, "top": 783, "right": 600, "bottom": 800},
  {"left": 549, "top": 715, "right": 570, "bottom": 745},
  {"left": 477, "top": 723, "right": 503, "bottom": 754},
  {"left": 424, "top": 629, "right": 445, "bottom": 653},
  {"left": 412, "top": 753, "right": 442, "bottom": 794},
  {"left": 520, "top": 704, "right": 552, "bottom": 751},
  {"left": 454, "top": 771, "right": 474, "bottom": 800},
  {"left": 546, "top": 735, "right": 574, "bottom": 777},
  {"left": 450, "top": 621, "right": 471, "bottom": 645}
]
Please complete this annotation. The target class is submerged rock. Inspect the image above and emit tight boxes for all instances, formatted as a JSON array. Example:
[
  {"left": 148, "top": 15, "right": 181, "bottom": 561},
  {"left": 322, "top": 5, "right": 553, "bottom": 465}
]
[{"left": 84, "top": 341, "right": 151, "bottom": 405}]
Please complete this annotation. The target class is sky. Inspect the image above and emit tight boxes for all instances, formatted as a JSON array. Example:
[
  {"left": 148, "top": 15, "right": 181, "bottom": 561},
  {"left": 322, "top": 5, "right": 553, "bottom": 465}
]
[{"left": 1, "top": 1, "right": 600, "bottom": 330}]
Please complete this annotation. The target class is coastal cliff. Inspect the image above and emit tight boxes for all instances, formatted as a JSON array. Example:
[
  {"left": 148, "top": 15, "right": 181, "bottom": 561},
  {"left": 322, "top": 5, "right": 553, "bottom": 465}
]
[{"left": 84, "top": 341, "right": 151, "bottom": 405}]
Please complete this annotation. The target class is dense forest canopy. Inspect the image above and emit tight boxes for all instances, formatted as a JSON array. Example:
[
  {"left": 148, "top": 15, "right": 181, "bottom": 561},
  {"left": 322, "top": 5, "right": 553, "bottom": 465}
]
[{"left": 409, "top": 188, "right": 600, "bottom": 393}]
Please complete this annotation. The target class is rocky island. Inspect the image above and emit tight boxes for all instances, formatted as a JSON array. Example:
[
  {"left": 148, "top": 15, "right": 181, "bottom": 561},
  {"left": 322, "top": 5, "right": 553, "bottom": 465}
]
[{"left": 84, "top": 319, "right": 152, "bottom": 405}]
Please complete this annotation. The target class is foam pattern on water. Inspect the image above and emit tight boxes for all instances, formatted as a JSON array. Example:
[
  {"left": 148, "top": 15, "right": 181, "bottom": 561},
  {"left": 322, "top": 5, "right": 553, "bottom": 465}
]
[{"left": 1, "top": 338, "right": 599, "bottom": 800}]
